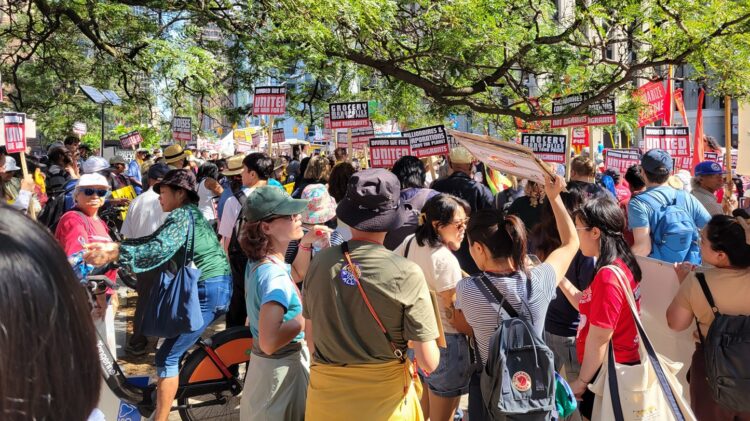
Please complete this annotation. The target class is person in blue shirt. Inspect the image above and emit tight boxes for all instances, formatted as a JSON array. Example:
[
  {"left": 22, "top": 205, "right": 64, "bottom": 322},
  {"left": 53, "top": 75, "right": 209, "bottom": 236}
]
[{"left": 628, "top": 149, "right": 711, "bottom": 264}]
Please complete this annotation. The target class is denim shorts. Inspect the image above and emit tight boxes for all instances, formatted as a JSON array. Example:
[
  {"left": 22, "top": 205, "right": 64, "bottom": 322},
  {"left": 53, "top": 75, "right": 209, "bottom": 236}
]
[
  {"left": 155, "top": 274, "right": 232, "bottom": 378},
  {"left": 420, "top": 333, "right": 473, "bottom": 398}
]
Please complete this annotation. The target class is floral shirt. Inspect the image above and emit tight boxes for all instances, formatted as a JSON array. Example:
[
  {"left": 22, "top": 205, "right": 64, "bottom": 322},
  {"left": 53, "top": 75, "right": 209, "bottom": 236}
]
[{"left": 119, "top": 204, "right": 230, "bottom": 281}]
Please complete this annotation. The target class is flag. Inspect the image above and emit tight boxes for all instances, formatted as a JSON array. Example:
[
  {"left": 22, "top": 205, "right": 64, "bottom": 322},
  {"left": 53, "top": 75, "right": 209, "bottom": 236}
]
[
  {"left": 484, "top": 166, "right": 511, "bottom": 195},
  {"left": 692, "top": 88, "right": 706, "bottom": 175},
  {"left": 663, "top": 66, "right": 674, "bottom": 126},
  {"left": 674, "top": 88, "right": 689, "bottom": 126}
]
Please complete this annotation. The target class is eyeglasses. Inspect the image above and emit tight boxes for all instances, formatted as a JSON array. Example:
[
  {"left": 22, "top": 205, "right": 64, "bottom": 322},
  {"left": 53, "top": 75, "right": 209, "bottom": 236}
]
[{"left": 82, "top": 188, "right": 109, "bottom": 197}]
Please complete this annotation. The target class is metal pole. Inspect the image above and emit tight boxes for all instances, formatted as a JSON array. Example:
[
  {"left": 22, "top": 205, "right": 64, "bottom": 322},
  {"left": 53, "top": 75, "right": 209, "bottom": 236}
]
[
  {"left": 100, "top": 103, "right": 105, "bottom": 156},
  {"left": 725, "top": 95, "right": 733, "bottom": 196}
]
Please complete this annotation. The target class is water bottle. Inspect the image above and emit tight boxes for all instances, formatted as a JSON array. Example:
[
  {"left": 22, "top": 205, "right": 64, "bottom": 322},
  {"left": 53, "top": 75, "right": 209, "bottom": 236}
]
[{"left": 311, "top": 229, "right": 331, "bottom": 253}]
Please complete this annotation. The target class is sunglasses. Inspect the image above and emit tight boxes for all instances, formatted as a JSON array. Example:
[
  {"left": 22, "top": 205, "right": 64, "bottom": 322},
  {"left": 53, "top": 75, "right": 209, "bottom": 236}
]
[
  {"left": 82, "top": 188, "right": 109, "bottom": 197},
  {"left": 263, "top": 214, "right": 297, "bottom": 223}
]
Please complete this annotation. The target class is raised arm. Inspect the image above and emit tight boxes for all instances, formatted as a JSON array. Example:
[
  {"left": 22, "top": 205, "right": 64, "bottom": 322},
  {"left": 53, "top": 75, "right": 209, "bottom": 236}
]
[{"left": 542, "top": 175, "right": 579, "bottom": 285}]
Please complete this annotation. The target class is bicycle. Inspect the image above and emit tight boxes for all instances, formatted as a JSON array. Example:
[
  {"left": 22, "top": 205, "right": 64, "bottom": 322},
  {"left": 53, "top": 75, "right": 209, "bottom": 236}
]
[{"left": 85, "top": 265, "right": 252, "bottom": 420}]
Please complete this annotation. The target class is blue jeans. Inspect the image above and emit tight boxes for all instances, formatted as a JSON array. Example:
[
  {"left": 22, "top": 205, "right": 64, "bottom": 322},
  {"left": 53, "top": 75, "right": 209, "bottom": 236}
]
[
  {"left": 421, "top": 333, "right": 473, "bottom": 398},
  {"left": 155, "top": 275, "right": 232, "bottom": 378}
]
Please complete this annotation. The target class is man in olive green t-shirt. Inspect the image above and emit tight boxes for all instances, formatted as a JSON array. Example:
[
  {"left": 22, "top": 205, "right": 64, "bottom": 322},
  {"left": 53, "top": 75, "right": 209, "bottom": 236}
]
[{"left": 303, "top": 168, "right": 440, "bottom": 369}]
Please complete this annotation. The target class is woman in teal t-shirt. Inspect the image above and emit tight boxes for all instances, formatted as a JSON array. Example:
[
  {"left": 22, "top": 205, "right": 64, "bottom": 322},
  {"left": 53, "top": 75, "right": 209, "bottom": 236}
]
[{"left": 238, "top": 186, "right": 329, "bottom": 421}]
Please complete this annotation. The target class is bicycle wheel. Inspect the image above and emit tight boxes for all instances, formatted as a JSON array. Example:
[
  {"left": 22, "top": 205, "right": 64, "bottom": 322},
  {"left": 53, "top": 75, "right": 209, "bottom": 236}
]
[{"left": 177, "top": 327, "right": 252, "bottom": 421}]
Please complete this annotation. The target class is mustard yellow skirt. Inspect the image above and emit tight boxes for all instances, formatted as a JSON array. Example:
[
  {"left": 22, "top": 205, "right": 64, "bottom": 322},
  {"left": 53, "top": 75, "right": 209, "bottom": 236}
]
[{"left": 305, "top": 359, "right": 424, "bottom": 421}]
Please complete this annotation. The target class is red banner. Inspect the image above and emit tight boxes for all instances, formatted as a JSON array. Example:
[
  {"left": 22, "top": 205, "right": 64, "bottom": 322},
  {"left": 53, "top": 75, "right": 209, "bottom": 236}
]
[
  {"left": 634, "top": 81, "right": 666, "bottom": 127},
  {"left": 691, "top": 88, "right": 705, "bottom": 175},
  {"left": 520, "top": 133, "right": 567, "bottom": 164},
  {"left": 674, "top": 88, "right": 689, "bottom": 126},
  {"left": 3, "top": 112, "right": 26, "bottom": 154},
  {"left": 329, "top": 102, "right": 370, "bottom": 129},
  {"left": 253, "top": 86, "right": 286, "bottom": 116},
  {"left": 172, "top": 116, "right": 192, "bottom": 142},
  {"left": 604, "top": 148, "right": 641, "bottom": 174},
  {"left": 368, "top": 137, "right": 411, "bottom": 168}
]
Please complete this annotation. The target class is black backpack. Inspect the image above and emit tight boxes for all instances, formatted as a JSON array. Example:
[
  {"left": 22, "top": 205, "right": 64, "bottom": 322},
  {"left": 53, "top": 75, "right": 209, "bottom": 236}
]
[
  {"left": 37, "top": 181, "right": 78, "bottom": 232},
  {"left": 695, "top": 273, "right": 750, "bottom": 411},
  {"left": 476, "top": 275, "right": 555, "bottom": 418}
]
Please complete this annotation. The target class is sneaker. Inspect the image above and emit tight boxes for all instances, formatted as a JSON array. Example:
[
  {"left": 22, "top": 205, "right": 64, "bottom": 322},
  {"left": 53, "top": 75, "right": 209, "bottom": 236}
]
[{"left": 126, "top": 342, "right": 147, "bottom": 356}]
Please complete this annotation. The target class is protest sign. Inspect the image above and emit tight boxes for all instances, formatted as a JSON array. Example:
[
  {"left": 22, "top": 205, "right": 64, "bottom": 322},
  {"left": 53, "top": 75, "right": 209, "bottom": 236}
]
[
  {"left": 351, "top": 125, "right": 375, "bottom": 146},
  {"left": 604, "top": 148, "right": 641, "bottom": 174},
  {"left": 172, "top": 116, "right": 192, "bottom": 142},
  {"left": 572, "top": 127, "right": 589, "bottom": 147},
  {"left": 236, "top": 140, "right": 254, "bottom": 153},
  {"left": 118, "top": 131, "right": 143, "bottom": 149},
  {"left": 368, "top": 137, "right": 411, "bottom": 168},
  {"left": 323, "top": 113, "right": 331, "bottom": 130},
  {"left": 336, "top": 131, "right": 348, "bottom": 148},
  {"left": 642, "top": 126, "right": 691, "bottom": 170},
  {"left": 551, "top": 93, "right": 617, "bottom": 128},
  {"left": 636, "top": 256, "right": 693, "bottom": 398},
  {"left": 707, "top": 150, "right": 739, "bottom": 170},
  {"left": 449, "top": 130, "right": 556, "bottom": 185},
  {"left": 73, "top": 121, "right": 87, "bottom": 136},
  {"left": 329, "top": 102, "right": 370, "bottom": 129},
  {"left": 252, "top": 86, "right": 286, "bottom": 115},
  {"left": 272, "top": 128, "right": 285, "bottom": 143},
  {"left": 704, "top": 151, "right": 720, "bottom": 163},
  {"left": 402, "top": 125, "right": 449, "bottom": 158},
  {"left": 447, "top": 134, "right": 460, "bottom": 149},
  {"left": 251, "top": 132, "right": 262, "bottom": 147},
  {"left": 634, "top": 81, "right": 667, "bottom": 127},
  {"left": 3, "top": 112, "right": 26, "bottom": 153},
  {"left": 520, "top": 133, "right": 567, "bottom": 164},
  {"left": 233, "top": 129, "right": 247, "bottom": 142}
]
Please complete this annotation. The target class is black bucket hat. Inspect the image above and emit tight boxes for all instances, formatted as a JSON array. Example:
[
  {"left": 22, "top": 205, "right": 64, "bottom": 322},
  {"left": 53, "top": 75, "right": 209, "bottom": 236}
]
[
  {"left": 153, "top": 169, "right": 199, "bottom": 203},
  {"left": 336, "top": 168, "right": 405, "bottom": 232}
]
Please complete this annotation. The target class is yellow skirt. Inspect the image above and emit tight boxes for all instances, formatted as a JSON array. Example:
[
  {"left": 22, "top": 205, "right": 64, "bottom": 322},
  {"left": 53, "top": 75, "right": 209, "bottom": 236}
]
[{"left": 305, "top": 359, "right": 424, "bottom": 421}]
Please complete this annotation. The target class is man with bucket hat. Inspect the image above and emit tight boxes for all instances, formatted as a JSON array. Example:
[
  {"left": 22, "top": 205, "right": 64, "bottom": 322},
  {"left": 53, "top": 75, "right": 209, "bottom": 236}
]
[
  {"left": 628, "top": 149, "right": 711, "bottom": 264},
  {"left": 302, "top": 168, "right": 440, "bottom": 420},
  {"left": 691, "top": 160, "right": 737, "bottom": 216}
]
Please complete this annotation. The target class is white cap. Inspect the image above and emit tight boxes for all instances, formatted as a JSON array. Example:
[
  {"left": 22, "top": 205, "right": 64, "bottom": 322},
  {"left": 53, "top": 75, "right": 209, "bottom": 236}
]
[
  {"left": 77, "top": 173, "right": 110, "bottom": 189},
  {"left": 3, "top": 156, "right": 20, "bottom": 172},
  {"left": 449, "top": 146, "right": 474, "bottom": 165},
  {"left": 82, "top": 156, "right": 109, "bottom": 174}
]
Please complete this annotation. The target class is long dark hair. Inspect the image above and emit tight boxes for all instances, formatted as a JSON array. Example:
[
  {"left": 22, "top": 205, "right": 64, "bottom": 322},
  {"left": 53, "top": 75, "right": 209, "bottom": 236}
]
[
  {"left": 467, "top": 209, "right": 529, "bottom": 276},
  {"left": 415, "top": 194, "right": 471, "bottom": 248},
  {"left": 703, "top": 209, "right": 750, "bottom": 268},
  {"left": 328, "top": 162, "right": 355, "bottom": 203},
  {"left": 573, "top": 197, "right": 642, "bottom": 281},
  {"left": 530, "top": 191, "right": 584, "bottom": 261},
  {"left": 0, "top": 205, "right": 100, "bottom": 420}
]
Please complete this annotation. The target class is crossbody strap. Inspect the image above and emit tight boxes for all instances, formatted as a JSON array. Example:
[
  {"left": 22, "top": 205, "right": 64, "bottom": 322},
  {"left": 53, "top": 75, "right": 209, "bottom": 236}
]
[
  {"left": 403, "top": 237, "right": 414, "bottom": 259},
  {"left": 695, "top": 272, "right": 719, "bottom": 345},
  {"left": 340, "top": 241, "right": 405, "bottom": 361},
  {"left": 476, "top": 274, "right": 519, "bottom": 318}
]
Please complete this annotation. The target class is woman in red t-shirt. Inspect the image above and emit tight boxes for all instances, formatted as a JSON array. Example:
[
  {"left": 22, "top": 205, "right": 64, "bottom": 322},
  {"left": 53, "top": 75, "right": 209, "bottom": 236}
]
[{"left": 555, "top": 196, "right": 643, "bottom": 420}]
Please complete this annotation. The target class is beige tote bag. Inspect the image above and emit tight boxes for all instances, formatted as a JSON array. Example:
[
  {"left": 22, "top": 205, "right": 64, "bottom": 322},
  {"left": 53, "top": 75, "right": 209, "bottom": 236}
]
[{"left": 589, "top": 265, "right": 696, "bottom": 421}]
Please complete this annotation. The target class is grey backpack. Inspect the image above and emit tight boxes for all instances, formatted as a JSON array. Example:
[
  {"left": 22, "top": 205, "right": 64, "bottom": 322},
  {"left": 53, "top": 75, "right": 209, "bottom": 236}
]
[{"left": 476, "top": 275, "right": 555, "bottom": 419}]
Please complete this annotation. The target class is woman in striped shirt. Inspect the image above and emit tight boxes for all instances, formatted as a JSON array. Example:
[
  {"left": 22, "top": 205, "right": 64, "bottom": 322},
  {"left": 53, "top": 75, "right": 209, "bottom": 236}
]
[{"left": 456, "top": 174, "right": 579, "bottom": 420}]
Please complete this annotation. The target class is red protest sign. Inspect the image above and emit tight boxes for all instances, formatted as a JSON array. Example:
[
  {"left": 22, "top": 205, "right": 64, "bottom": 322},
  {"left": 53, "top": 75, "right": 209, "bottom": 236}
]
[
  {"left": 251, "top": 132, "right": 262, "bottom": 147},
  {"left": 329, "top": 102, "right": 370, "bottom": 129},
  {"left": 323, "top": 113, "right": 331, "bottom": 130},
  {"left": 351, "top": 125, "right": 374, "bottom": 146},
  {"left": 3, "top": 112, "right": 26, "bottom": 153},
  {"left": 368, "top": 137, "right": 411, "bottom": 168},
  {"left": 642, "top": 126, "right": 691, "bottom": 170},
  {"left": 272, "top": 128, "right": 285, "bottom": 143},
  {"left": 604, "top": 148, "right": 641, "bottom": 174},
  {"left": 402, "top": 125, "right": 449, "bottom": 158},
  {"left": 253, "top": 86, "right": 286, "bottom": 116},
  {"left": 572, "top": 127, "right": 589, "bottom": 147},
  {"left": 634, "top": 81, "right": 666, "bottom": 127},
  {"left": 119, "top": 131, "right": 143, "bottom": 149}
]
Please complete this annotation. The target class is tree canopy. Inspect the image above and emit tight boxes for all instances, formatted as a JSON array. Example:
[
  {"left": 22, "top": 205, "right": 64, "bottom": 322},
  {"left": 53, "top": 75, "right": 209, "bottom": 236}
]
[{"left": 3, "top": 0, "right": 750, "bottom": 141}]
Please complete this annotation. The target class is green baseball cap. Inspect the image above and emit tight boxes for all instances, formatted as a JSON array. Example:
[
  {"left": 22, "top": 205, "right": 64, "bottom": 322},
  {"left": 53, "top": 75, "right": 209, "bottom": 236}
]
[{"left": 242, "top": 186, "right": 309, "bottom": 222}]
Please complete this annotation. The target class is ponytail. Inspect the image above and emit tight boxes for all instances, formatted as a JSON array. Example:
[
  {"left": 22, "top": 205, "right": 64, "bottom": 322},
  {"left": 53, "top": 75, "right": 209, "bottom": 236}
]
[{"left": 467, "top": 209, "right": 529, "bottom": 276}]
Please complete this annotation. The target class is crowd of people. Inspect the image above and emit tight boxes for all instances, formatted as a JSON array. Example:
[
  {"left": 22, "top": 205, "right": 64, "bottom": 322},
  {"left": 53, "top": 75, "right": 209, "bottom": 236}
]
[{"left": 1, "top": 134, "right": 749, "bottom": 421}]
